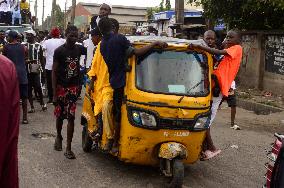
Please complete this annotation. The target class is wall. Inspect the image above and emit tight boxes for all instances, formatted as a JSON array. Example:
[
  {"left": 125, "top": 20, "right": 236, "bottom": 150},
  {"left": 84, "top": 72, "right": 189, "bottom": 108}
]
[
  {"left": 238, "top": 32, "right": 284, "bottom": 94},
  {"left": 238, "top": 33, "right": 260, "bottom": 88}
]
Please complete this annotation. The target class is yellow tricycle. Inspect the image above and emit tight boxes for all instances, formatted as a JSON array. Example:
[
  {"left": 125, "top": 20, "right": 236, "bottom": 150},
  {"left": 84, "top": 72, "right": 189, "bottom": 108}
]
[{"left": 81, "top": 36, "right": 213, "bottom": 187}]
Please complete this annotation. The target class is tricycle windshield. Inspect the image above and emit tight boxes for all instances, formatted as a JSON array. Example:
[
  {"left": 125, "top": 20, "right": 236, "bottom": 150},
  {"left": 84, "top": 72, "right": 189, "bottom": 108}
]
[{"left": 136, "top": 50, "right": 209, "bottom": 96}]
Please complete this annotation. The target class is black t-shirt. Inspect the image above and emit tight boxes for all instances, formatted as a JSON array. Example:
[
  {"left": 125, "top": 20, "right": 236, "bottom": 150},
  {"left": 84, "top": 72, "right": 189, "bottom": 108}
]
[
  {"left": 53, "top": 44, "right": 87, "bottom": 87},
  {"left": 100, "top": 33, "right": 131, "bottom": 89}
]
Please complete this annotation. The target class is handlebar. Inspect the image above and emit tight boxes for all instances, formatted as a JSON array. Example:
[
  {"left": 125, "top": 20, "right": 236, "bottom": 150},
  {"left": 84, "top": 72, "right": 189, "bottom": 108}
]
[{"left": 275, "top": 133, "right": 284, "bottom": 140}]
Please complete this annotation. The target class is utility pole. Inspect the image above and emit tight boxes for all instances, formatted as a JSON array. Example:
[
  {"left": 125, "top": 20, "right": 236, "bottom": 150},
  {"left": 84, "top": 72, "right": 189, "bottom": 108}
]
[
  {"left": 64, "top": 0, "right": 67, "bottom": 30},
  {"left": 51, "top": 0, "right": 56, "bottom": 28},
  {"left": 42, "top": 0, "right": 45, "bottom": 30},
  {"left": 71, "top": 0, "right": 76, "bottom": 25},
  {"left": 175, "top": 0, "right": 184, "bottom": 33},
  {"left": 34, "top": 0, "right": 38, "bottom": 28}
]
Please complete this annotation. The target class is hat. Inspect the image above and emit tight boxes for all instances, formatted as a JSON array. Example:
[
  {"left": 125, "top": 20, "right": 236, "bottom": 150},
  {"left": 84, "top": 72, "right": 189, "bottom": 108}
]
[
  {"left": 50, "top": 27, "right": 60, "bottom": 38},
  {"left": 8, "top": 30, "right": 19, "bottom": 39},
  {"left": 25, "top": 29, "right": 36, "bottom": 36}
]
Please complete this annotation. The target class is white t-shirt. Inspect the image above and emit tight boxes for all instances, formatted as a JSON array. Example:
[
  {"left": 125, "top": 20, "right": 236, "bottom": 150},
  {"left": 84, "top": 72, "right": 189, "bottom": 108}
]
[
  {"left": 42, "top": 38, "right": 66, "bottom": 70},
  {"left": 83, "top": 38, "right": 95, "bottom": 69},
  {"left": 0, "top": 1, "right": 11, "bottom": 12},
  {"left": 231, "top": 81, "right": 236, "bottom": 90},
  {"left": 76, "top": 42, "right": 86, "bottom": 67}
]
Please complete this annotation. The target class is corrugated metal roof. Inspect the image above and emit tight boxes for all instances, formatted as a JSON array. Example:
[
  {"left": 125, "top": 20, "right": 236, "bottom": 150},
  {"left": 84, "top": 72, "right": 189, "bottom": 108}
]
[
  {"left": 79, "top": 2, "right": 147, "bottom": 10},
  {"left": 126, "top": 36, "right": 206, "bottom": 46}
]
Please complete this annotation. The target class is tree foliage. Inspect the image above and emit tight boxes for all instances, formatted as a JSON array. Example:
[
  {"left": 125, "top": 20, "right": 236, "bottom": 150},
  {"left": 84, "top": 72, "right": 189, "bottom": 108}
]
[
  {"left": 147, "top": 0, "right": 172, "bottom": 20},
  {"left": 159, "top": 0, "right": 165, "bottom": 12},
  {"left": 165, "top": 0, "right": 171, "bottom": 10},
  {"left": 53, "top": 4, "right": 64, "bottom": 28},
  {"left": 187, "top": 0, "right": 284, "bottom": 30}
]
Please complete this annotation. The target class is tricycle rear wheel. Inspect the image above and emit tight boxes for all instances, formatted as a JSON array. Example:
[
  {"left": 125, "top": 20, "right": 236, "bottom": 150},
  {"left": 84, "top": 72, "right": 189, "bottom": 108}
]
[{"left": 82, "top": 125, "right": 93, "bottom": 152}]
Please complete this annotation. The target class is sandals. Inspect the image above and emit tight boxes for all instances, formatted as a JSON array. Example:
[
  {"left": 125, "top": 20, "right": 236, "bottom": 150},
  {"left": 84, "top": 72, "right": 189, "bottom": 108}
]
[
  {"left": 22, "top": 120, "right": 29, "bottom": 124},
  {"left": 28, "top": 108, "right": 35, "bottom": 113},
  {"left": 54, "top": 136, "right": 63, "bottom": 151},
  {"left": 64, "top": 151, "right": 76, "bottom": 159},
  {"left": 230, "top": 124, "right": 241, "bottom": 130},
  {"left": 202, "top": 149, "right": 221, "bottom": 161}
]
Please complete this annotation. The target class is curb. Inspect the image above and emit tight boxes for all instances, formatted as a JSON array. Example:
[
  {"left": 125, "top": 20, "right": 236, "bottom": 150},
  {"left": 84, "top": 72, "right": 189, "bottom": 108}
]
[{"left": 237, "top": 98, "right": 283, "bottom": 115}]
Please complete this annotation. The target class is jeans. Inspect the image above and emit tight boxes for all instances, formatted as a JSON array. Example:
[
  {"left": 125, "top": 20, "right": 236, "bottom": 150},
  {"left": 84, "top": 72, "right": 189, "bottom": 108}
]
[
  {"left": 12, "top": 11, "right": 21, "bottom": 25},
  {"left": 28, "top": 73, "right": 44, "bottom": 106},
  {"left": 113, "top": 87, "right": 124, "bottom": 123},
  {"left": 45, "top": 69, "right": 53, "bottom": 101}
]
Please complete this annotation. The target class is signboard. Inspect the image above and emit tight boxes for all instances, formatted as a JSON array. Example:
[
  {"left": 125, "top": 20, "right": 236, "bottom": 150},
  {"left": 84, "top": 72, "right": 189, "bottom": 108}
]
[{"left": 265, "top": 35, "right": 284, "bottom": 75}]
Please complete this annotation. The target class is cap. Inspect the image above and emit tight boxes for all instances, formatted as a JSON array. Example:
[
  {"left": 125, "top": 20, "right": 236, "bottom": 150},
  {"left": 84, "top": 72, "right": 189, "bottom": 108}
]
[
  {"left": 8, "top": 30, "right": 19, "bottom": 39},
  {"left": 25, "top": 29, "right": 36, "bottom": 36},
  {"left": 51, "top": 27, "right": 60, "bottom": 38}
]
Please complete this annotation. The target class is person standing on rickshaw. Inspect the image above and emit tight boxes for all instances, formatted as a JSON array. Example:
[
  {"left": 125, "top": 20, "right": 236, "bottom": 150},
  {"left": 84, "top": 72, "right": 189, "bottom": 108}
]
[{"left": 96, "top": 17, "right": 168, "bottom": 151}]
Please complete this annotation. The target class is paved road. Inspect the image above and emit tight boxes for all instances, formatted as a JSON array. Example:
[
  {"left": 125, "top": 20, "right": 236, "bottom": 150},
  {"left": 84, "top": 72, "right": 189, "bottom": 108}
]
[{"left": 19, "top": 99, "right": 284, "bottom": 188}]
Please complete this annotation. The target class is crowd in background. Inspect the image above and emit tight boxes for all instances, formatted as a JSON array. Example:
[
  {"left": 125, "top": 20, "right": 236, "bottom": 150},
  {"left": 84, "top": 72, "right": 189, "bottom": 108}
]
[{"left": 0, "top": 0, "right": 32, "bottom": 25}]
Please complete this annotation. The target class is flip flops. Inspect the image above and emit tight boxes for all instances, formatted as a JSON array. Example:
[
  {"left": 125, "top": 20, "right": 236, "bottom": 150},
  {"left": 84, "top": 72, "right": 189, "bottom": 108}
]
[
  {"left": 64, "top": 151, "right": 76, "bottom": 159},
  {"left": 202, "top": 149, "right": 221, "bottom": 161},
  {"left": 230, "top": 124, "right": 241, "bottom": 130},
  {"left": 22, "top": 120, "right": 29, "bottom": 124}
]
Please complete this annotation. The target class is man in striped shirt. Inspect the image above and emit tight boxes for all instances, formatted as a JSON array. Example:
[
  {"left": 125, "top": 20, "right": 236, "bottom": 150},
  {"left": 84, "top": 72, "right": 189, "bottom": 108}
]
[{"left": 24, "top": 29, "right": 47, "bottom": 113}]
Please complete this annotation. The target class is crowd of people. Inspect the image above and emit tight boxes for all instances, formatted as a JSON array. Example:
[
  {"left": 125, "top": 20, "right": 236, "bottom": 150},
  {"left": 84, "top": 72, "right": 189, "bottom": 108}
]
[
  {"left": 0, "top": 2, "right": 243, "bottom": 187},
  {"left": 0, "top": 0, "right": 31, "bottom": 25}
]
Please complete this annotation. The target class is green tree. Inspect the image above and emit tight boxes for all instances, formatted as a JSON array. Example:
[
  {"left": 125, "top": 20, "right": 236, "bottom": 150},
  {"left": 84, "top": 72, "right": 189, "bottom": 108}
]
[
  {"left": 159, "top": 0, "right": 165, "bottom": 12},
  {"left": 53, "top": 4, "right": 64, "bottom": 28},
  {"left": 146, "top": 6, "right": 160, "bottom": 21},
  {"left": 165, "top": 0, "right": 171, "bottom": 10},
  {"left": 187, "top": 0, "right": 284, "bottom": 30}
]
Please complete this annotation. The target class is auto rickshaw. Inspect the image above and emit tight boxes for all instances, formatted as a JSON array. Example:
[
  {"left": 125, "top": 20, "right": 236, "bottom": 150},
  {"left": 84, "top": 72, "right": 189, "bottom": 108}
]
[{"left": 81, "top": 36, "right": 213, "bottom": 187}]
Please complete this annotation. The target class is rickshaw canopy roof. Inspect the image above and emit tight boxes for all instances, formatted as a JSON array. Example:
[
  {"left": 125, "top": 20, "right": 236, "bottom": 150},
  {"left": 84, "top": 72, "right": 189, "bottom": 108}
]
[{"left": 126, "top": 36, "right": 207, "bottom": 47}]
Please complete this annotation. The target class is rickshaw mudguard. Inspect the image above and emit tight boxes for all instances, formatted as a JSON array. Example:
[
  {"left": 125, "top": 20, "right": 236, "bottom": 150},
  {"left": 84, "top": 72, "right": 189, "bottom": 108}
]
[{"left": 159, "top": 142, "right": 188, "bottom": 160}]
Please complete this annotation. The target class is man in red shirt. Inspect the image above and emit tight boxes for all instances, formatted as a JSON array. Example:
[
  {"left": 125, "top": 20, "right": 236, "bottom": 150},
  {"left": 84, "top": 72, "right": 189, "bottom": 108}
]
[{"left": 0, "top": 54, "right": 20, "bottom": 188}]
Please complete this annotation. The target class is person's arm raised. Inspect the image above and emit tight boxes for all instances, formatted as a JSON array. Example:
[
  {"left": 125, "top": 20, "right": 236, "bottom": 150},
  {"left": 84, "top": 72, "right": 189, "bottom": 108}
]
[
  {"left": 189, "top": 43, "right": 228, "bottom": 55},
  {"left": 134, "top": 41, "right": 168, "bottom": 56}
]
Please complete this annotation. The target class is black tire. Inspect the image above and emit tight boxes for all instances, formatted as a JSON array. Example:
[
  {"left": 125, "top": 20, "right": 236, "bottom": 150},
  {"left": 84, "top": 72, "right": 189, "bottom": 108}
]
[
  {"left": 82, "top": 125, "right": 93, "bottom": 153},
  {"left": 168, "top": 159, "right": 184, "bottom": 188}
]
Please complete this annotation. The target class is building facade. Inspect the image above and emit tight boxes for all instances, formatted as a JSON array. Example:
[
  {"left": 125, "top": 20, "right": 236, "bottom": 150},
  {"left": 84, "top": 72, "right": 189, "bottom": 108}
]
[{"left": 65, "top": 3, "right": 147, "bottom": 33}]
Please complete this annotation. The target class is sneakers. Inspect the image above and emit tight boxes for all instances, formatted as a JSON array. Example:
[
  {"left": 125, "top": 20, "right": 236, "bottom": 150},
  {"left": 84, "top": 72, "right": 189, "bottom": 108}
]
[
  {"left": 230, "top": 124, "right": 241, "bottom": 130},
  {"left": 41, "top": 104, "right": 47, "bottom": 111}
]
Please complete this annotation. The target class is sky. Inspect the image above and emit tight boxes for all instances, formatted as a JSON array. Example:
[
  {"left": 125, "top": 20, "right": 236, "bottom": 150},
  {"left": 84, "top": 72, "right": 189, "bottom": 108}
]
[{"left": 30, "top": 0, "right": 176, "bottom": 25}]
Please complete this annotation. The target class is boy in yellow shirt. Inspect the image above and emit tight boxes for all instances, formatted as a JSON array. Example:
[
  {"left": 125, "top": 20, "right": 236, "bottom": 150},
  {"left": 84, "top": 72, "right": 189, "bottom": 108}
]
[{"left": 20, "top": 0, "right": 30, "bottom": 24}]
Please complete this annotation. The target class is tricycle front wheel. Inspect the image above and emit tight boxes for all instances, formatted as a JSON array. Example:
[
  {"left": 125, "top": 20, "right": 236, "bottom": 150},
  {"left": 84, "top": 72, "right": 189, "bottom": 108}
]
[
  {"left": 169, "top": 159, "right": 184, "bottom": 188},
  {"left": 160, "top": 158, "right": 184, "bottom": 188}
]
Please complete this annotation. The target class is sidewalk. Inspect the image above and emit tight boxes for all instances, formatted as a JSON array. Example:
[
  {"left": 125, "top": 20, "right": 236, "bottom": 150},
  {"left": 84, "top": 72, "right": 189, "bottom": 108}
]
[{"left": 237, "top": 87, "right": 284, "bottom": 115}]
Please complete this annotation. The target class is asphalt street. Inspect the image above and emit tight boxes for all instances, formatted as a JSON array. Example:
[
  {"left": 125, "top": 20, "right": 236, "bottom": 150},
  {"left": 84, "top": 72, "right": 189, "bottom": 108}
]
[{"left": 19, "top": 98, "right": 284, "bottom": 188}]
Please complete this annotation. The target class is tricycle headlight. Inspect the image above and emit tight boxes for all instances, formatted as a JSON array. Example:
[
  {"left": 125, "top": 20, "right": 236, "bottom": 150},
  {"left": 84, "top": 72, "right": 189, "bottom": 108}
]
[
  {"left": 194, "top": 116, "right": 210, "bottom": 130},
  {"left": 131, "top": 111, "right": 157, "bottom": 127}
]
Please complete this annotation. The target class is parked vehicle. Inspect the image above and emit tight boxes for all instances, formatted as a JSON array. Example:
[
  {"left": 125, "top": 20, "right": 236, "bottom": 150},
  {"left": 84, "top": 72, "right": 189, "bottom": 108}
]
[
  {"left": 81, "top": 36, "right": 212, "bottom": 187},
  {"left": 264, "top": 133, "right": 284, "bottom": 188}
]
